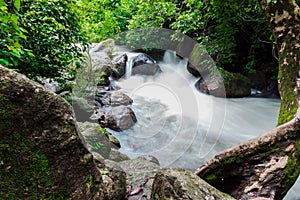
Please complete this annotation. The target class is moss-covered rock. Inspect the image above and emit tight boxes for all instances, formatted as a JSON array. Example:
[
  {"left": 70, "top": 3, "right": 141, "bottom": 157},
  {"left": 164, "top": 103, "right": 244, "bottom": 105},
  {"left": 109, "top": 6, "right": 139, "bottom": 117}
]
[
  {"left": 151, "top": 168, "right": 234, "bottom": 200},
  {"left": 195, "top": 69, "right": 251, "bottom": 98},
  {"left": 0, "top": 65, "right": 108, "bottom": 199}
]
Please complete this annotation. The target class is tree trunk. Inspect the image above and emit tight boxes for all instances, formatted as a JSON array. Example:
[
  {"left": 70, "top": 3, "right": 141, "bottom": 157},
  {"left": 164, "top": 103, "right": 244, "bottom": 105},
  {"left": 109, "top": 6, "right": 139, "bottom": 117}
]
[
  {"left": 195, "top": 1, "right": 300, "bottom": 199},
  {"left": 258, "top": 0, "right": 300, "bottom": 125}
]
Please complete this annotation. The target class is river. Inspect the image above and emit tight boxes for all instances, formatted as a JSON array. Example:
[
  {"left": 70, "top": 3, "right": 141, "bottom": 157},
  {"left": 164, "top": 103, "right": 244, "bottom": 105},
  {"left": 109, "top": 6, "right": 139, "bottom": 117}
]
[{"left": 109, "top": 50, "right": 299, "bottom": 199}]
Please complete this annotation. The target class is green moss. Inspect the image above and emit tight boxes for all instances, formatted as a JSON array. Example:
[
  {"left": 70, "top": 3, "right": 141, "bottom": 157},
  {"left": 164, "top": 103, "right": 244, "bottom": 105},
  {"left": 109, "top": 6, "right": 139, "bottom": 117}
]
[
  {"left": 0, "top": 133, "right": 69, "bottom": 199},
  {"left": 94, "top": 125, "right": 120, "bottom": 147},
  {"left": 282, "top": 138, "right": 300, "bottom": 193},
  {"left": 277, "top": 35, "right": 298, "bottom": 126},
  {"left": 0, "top": 95, "right": 14, "bottom": 130},
  {"left": 206, "top": 174, "right": 218, "bottom": 183}
]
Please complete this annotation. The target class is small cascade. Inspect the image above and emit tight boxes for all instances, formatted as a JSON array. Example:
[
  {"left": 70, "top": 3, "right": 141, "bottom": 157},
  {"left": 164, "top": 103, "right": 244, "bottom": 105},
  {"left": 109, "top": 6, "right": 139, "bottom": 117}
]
[{"left": 124, "top": 53, "right": 136, "bottom": 79}]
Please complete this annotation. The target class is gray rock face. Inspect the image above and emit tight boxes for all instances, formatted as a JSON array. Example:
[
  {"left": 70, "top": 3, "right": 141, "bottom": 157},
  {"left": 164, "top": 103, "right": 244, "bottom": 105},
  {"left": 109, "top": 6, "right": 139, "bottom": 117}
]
[
  {"left": 195, "top": 70, "right": 251, "bottom": 98},
  {"left": 89, "top": 40, "right": 114, "bottom": 74},
  {"left": 106, "top": 158, "right": 161, "bottom": 200},
  {"left": 112, "top": 53, "right": 128, "bottom": 79},
  {"left": 151, "top": 168, "right": 235, "bottom": 200},
  {"left": 95, "top": 106, "right": 137, "bottom": 131},
  {"left": 187, "top": 43, "right": 216, "bottom": 77},
  {"left": 132, "top": 63, "right": 162, "bottom": 76},
  {"left": 95, "top": 90, "right": 133, "bottom": 107},
  {"left": 0, "top": 65, "right": 108, "bottom": 199},
  {"left": 132, "top": 53, "right": 156, "bottom": 68},
  {"left": 130, "top": 53, "right": 162, "bottom": 76}
]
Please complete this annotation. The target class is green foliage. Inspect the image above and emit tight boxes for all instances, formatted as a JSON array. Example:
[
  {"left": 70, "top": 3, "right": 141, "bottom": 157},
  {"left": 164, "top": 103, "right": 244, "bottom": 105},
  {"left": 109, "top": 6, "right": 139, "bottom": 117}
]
[
  {"left": 16, "top": 0, "right": 88, "bottom": 78},
  {"left": 127, "top": 0, "right": 178, "bottom": 29},
  {"left": 75, "top": 0, "right": 138, "bottom": 42},
  {"left": 0, "top": 0, "right": 29, "bottom": 67},
  {"left": 1, "top": 0, "right": 88, "bottom": 80},
  {"left": 170, "top": 0, "right": 273, "bottom": 69}
]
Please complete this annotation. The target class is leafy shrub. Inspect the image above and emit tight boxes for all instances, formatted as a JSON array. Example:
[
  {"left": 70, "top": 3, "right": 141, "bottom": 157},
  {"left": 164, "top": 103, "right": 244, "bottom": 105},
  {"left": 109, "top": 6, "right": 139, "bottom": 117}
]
[
  {"left": 1, "top": 0, "right": 88, "bottom": 79},
  {"left": 0, "top": 0, "right": 30, "bottom": 67}
]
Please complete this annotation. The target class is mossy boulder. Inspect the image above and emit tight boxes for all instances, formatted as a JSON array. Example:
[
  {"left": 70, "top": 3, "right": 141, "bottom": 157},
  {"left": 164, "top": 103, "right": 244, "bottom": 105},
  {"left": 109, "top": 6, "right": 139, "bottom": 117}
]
[
  {"left": 151, "top": 168, "right": 234, "bottom": 200},
  {"left": 195, "top": 69, "right": 251, "bottom": 98},
  {"left": 0, "top": 65, "right": 108, "bottom": 199}
]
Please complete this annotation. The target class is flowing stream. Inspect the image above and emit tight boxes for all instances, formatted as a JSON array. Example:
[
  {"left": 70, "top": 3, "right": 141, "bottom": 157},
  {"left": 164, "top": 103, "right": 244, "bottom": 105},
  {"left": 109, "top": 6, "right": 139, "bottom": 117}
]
[{"left": 109, "top": 51, "right": 299, "bottom": 199}]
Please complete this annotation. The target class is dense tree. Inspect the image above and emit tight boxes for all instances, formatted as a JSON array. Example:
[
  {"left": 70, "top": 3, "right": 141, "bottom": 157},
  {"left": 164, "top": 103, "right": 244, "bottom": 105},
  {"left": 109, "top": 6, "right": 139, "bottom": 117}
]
[
  {"left": 0, "top": 0, "right": 29, "bottom": 67},
  {"left": 75, "top": 0, "right": 138, "bottom": 42},
  {"left": 1, "top": 0, "right": 88, "bottom": 79}
]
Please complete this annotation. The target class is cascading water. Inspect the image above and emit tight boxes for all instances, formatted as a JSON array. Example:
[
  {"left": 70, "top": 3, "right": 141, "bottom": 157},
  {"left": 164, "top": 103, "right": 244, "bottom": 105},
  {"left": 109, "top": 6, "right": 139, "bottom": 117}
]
[
  {"left": 109, "top": 50, "right": 299, "bottom": 199},
  {"left": 111, "top": 50, "right": 279, "bottom": 168}
]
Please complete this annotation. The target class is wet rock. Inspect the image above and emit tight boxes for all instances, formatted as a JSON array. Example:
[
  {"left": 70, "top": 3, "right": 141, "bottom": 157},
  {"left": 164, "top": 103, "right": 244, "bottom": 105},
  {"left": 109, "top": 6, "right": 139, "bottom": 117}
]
[
  {"left": 138, "top": 155, "right": 160, "bottom": 165},
  {"left": 81, "top": 127, "right": 112, "bottom": 159},
  {"left": 0, "top": 65, "right": 108, "bottom": 199},
  {"left": 151, "top": 168, "right": 234, "bottom": 200},
  {"left": 108, "top": 148, "right": 130, "bottom": 162},
  {"left": 107, "top": 158, "right": 161, "bottom": 200},
  {"left": 78, "top": 122, "right": 121, "bottom": 149},
  {"left": 132, "top": 63, "right": 162, "bottom": 76},
  {"left": 195, "top": 70, "right": 251, "bottom": 98},
  {"left": 109, "top": 91, "right": 132, "bottom": 106},
  {"left": 97, "top": 161, "right": 127, "bottom": 200},
  {"left": 94, "top": 106, "right": 137, "bottom": 131},
  {"left": 112, "top": 53, "right": 128, "bottom": 79},
  {"left": 95, "top": 90, "right": 133, "bottom": 107},
  {"left": 71, "top": 96, "right": 95, "bottom": 122},
  {"left": 129, "top": 53, "right": 162, "bottom": 76},
  {"left": 132, "top": 53, "right": 156, "bottom": 68},
  {"left": 187, "top": 62, "right": 201, "bottom": 77}
]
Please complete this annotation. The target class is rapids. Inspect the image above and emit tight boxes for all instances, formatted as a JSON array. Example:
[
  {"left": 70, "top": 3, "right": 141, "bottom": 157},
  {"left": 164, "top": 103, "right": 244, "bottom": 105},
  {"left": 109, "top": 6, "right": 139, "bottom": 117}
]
[{"left": 109, "top": 51, "right": 299, "bottom": 199}]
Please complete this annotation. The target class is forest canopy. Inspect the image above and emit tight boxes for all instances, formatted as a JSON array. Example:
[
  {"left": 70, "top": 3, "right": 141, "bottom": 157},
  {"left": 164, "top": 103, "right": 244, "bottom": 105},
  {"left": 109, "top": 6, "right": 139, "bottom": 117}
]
[{"left": 1, "top": 0, "right": 277, "bottom": 80}]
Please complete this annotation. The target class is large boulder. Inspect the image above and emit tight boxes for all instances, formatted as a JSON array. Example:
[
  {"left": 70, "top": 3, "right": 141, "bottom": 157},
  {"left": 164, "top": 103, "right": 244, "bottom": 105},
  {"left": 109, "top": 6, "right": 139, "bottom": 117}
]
[
  {"left": 95, "top": 90, "right": 133, "bottom": 107},
  {"left": 132, "top": 53, "right": 156, "bottom": 68},
  {"left": 0, "top": 65, "right": 108, "bottom": 199},
  {"left": 89, "top": 40, "right": 115, "bottom": 74},
  {"left": 130, "top": 53, "right": 162, "bottom": 76},
  {"left": 132, "top": 63, "right": 162, "bottom": 76},
  {"left": 111, "top": 53, "right": 128, "bottom": 79},
  {"left": 106, "top": 158, "right": 161, "bottom": 200},
  {"left": 195, "top": 69, "right": 251, "bottom": 98},
  {"left": 151, "top": 168, "right": 234, "bottom": 200},
  {"left": 187, "top": 43, "right": 216, "bottom": 77},
  {"left": 93, "top": 106, "right": 137, "bottom": 131}
]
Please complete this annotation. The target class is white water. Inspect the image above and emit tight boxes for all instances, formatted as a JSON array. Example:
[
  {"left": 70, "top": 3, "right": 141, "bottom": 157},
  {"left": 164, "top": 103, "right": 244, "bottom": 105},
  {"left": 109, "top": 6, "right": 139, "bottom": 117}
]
[{"left": 109, "top": 51, "right": 299, "bottom": 199}]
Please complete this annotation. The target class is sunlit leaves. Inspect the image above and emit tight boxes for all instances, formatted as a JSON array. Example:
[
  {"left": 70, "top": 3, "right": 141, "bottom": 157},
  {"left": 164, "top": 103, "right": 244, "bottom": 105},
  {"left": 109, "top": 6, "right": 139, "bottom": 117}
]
[
  {"left": 15, "top": 0, "right": 88, "bottom": 78},
  {"left": 0, "top": 0, "right": 26, "bottom": 67}
]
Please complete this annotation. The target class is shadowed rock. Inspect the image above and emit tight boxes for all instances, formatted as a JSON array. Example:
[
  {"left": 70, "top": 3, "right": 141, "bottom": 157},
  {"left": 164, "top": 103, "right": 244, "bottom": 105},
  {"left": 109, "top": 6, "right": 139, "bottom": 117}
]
[{"left": 0, "top": 65, "right": 110, "bottom": 199}]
